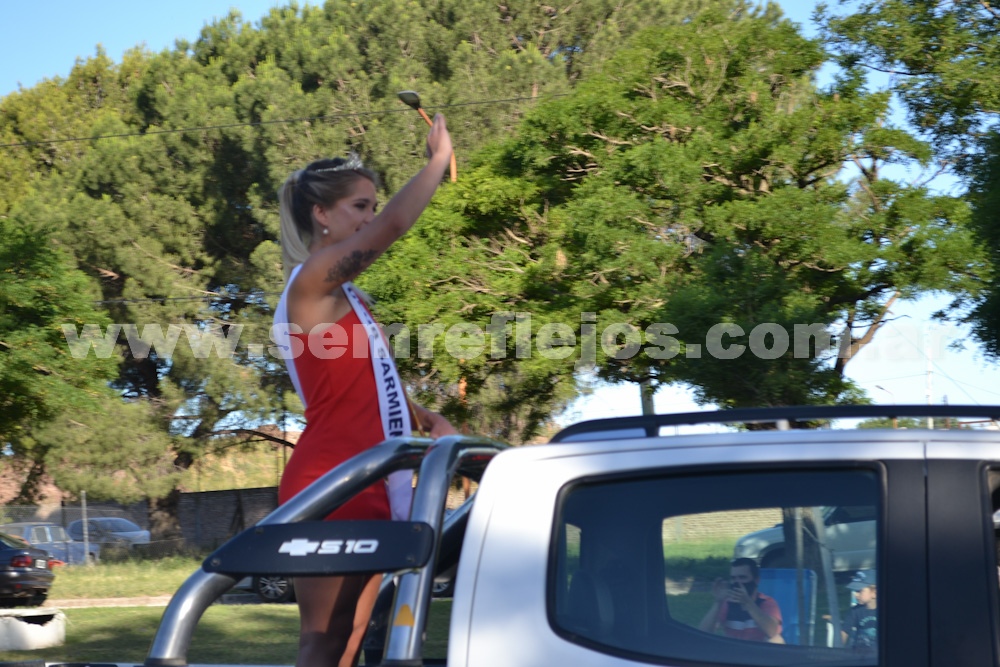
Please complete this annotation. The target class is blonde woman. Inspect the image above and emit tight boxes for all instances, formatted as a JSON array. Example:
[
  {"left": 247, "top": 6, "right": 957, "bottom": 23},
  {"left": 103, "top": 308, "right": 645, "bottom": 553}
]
[{"left": 273, "top": 114, "right": 457, "bottom": 667}]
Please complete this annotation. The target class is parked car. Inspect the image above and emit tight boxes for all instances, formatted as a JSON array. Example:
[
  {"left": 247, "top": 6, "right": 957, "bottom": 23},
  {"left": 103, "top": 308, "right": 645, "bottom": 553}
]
[
  {"left": 1, "top": 522, "right": 100, "bottom": 565},
  {"left": 0, "top": 531, "right": 54, "bottom": 607},
  {"left": 251, "top": 574, "right": 295, "bottom": 603},
  {"left": 67, "top": 517, "right": 150, "bottom": 548},
  {"left": 732, "top": 505, "right": 877, "bottom": 571},
  {"left": 233, "top": 575, "right": 295, "bottom": 603}
]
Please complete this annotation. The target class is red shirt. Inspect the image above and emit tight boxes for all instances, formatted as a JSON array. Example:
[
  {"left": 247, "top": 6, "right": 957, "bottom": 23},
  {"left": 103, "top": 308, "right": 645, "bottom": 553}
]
[{"left": 716, "top": 593, "right": 782, "bottom": 641}]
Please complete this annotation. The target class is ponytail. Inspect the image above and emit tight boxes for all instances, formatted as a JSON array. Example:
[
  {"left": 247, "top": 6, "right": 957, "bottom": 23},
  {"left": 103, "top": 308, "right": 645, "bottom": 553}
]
[{"left": 278, "top": 170, "right": 313, "bottom": 280}]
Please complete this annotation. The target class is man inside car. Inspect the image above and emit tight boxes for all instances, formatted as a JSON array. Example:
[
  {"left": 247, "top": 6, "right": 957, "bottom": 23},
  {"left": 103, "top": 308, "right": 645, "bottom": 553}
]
[{"left": 699, "top": 558, "right": 783, "bottom": 643}]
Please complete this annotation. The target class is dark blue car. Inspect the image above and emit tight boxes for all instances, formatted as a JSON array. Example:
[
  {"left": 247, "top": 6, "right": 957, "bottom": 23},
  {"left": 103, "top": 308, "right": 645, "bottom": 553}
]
[{"left": 0, "top": 531, "right": 55, "bottom": 607}]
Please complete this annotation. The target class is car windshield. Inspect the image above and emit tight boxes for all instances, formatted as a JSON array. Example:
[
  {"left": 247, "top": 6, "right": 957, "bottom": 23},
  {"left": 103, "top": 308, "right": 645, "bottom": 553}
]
[{"left": 0, "top": 532, "right": 30, "bottom": 548}]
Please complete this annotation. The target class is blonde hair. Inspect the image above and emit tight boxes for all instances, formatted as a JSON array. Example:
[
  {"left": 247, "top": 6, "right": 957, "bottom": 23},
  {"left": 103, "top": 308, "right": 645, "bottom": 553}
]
[{"left": 277, "top": 156, "right": 379, "bottom": 280}]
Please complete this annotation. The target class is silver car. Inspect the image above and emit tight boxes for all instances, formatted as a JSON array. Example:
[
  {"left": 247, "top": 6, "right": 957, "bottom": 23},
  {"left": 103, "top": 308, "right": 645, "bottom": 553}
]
[
  {"left": 67, "top": 517, "right": 150, "bottom": 548},
  {"left": 733, "top": 505, "right": 877, "bottom": 571}
]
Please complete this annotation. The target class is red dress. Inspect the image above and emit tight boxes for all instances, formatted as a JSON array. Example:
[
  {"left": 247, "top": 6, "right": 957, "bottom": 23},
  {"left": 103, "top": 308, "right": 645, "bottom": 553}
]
[{"left": 277, "top": 310, "right": 392, "bottom": 520}]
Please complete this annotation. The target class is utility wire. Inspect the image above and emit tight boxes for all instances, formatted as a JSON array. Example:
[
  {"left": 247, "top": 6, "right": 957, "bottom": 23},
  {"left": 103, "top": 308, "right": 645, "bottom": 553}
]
[
  {"left": 933, "top": 376, "right": 1000, "bottom": 399},
  {"left": 0, "top": 94, "right": 566, "bottom": 149},
  {"left": 887, "top": 321, "right": 981, "bottom": 405},
  {"left": 95, "top": 292, "right": 282, "bottom": 305},
  {"left": 859, "top": 373, "right": 927, "bottom": 384}
]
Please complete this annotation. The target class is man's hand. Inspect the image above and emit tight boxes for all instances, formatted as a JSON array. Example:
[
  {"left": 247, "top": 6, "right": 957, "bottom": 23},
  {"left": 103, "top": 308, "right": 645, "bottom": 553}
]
[{"left": 728, "top": 583, "right": 753, "bottom": 608}]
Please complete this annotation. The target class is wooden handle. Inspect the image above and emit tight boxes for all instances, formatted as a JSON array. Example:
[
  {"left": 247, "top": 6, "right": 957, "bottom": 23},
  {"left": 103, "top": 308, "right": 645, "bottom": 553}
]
[{"left": 417, "top": 107, "right": 457, "bottom": 182}]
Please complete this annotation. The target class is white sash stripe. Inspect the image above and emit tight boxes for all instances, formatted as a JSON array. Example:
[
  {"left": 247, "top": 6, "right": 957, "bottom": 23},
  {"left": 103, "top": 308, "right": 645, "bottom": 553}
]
[
  {"left": 343, "top": 283, "right": 414, "bottom": 520},
  {"left": 273, "top": 265, "right": 305, "bottom": 401}
]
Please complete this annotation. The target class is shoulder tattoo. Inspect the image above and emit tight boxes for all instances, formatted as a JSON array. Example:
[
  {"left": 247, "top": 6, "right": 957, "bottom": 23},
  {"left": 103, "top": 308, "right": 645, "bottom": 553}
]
[{"left": 324, "top": 249, "right": 378, "bottom": 284}]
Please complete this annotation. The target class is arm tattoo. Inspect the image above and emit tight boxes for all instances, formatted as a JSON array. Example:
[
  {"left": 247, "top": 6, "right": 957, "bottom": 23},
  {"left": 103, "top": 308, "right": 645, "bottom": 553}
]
[{"left": 324, "top": 249, "right": 379, "bottom": 284}]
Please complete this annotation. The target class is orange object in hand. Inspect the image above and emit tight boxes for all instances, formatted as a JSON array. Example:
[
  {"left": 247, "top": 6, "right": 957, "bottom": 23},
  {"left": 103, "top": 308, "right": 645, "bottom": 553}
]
[{"left": 398, "top": 90, "right": 457, "bottom": 182}]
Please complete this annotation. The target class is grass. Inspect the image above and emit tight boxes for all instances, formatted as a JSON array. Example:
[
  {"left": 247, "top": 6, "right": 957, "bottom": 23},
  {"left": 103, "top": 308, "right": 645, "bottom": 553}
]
[
  {"left": 663, "top": 537, "right": 736, "bottom": 561},
  {"left": 0, "top": 605, "right": 298, "bottom": 664},
  {"left": 0, "top": 600, "right": 452, "bottom": 664},
  {"left": 33, "top": 556, "right": 450, "bottom": 664},
  {"left": 668, "top": 591, "right": 715, "bottom": 627},
  {"left": 34, "top": 538, "right": 850, "bottom": 662},
  {"left": 50, "top": 555, "right": 206, "bottom": 598}
]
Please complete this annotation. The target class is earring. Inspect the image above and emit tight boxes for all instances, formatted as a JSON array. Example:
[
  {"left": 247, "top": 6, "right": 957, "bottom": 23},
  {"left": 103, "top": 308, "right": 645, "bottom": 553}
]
[{"left": 322, "top": 227, "right": 329, "bottom": 235}]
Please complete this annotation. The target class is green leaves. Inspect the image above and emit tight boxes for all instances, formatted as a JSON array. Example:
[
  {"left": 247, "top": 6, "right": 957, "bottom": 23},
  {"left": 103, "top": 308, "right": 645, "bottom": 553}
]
[
  {"left": 819, "top": 0, "right": 1000, "bottom": 161},
  {"left": 0, "top": 217, "right": 118, "bottom": 444},
  {"left": 417, "top": 7, "right": 984, "bottom": 409}
]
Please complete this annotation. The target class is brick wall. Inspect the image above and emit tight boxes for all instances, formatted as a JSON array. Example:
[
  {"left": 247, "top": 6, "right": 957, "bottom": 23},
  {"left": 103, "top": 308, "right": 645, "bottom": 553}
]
[{"left": 6, "top": 489, "right": 781, "bottom": 553}]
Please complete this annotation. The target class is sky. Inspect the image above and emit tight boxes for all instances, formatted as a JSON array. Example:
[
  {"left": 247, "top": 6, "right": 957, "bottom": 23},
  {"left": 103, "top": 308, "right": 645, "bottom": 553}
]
[{"left": 4, "top": 0, "right": 1000, "bottom": 423}]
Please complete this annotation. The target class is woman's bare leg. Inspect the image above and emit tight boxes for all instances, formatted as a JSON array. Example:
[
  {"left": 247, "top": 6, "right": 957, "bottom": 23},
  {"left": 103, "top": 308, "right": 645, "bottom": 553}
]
[
  {"left": 293, "top": 574, "right": 380, "bottom": 667},
  {"left": 342, "top": 573, "right": 382, "bottom": 667}
]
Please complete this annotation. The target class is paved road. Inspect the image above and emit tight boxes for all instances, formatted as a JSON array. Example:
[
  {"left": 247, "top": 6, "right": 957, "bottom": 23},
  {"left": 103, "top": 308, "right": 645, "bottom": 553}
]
[{"left": 42, "top": 592, "right": 259, "bottom": 608}]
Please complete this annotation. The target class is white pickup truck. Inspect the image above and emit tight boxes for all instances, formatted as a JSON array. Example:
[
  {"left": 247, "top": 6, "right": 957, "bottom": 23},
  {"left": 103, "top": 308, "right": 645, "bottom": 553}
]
[{"left": 139, "top": 405, "right": 1000, "bottom": 667}]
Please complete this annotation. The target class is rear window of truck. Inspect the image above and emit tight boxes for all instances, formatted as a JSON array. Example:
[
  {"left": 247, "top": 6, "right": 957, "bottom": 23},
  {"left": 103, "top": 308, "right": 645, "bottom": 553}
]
[{"left": 550, "top": 467, "right": 881, "bottom": 666}]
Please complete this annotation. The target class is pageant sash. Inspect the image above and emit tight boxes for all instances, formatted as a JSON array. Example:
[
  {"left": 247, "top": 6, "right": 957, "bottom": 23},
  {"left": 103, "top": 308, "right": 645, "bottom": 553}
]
[{"left": 343, "top": 282, "right": 415, "bottom": 521}]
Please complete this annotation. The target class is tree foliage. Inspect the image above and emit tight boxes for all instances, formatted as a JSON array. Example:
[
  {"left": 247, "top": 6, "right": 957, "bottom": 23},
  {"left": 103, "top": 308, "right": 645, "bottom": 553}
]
[
  {"left": 817, "top": 1, "right": 1000, "bottom": 358},
  {"left": 818, "top": 0, "right": 1000, "bottom": 165},
  {"left": 0, "top": 0, "right": 731, "bottom": 501},
  {"left": 401, "top": 5, "right": 984, "bottom": 408},
  {"left": 0, "top": 0, "right": 987, "bottom": 507},
  {"left": 0, "top": 218, "right": 117, "bottom": 444},
  {"left": 0, "top": 217, "right": 139, "bottom": 501}
]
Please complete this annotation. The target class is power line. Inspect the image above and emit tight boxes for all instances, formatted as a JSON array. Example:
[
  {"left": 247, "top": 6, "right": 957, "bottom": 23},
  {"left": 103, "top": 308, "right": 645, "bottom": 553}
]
[
  {"left": 0, "top": 94, "right": 565, "bottom": 149},
  {"left": 933, "top": 375, "right": 1000, "bottom": 399},
  {"left": 859, "top": 374, "right": 927, "bottom": 384},
  {"left": 95, "top": 292, "right": 281, "bottom": 305},
  {"left": 886, "top": 321, "right": 981, "bottom": 405}
]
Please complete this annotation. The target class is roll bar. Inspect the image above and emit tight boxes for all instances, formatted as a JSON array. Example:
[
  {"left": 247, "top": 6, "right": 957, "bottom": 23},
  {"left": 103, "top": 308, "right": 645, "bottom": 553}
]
[{"left": 144, "top": 434, "right": 506, "bottom": 667}]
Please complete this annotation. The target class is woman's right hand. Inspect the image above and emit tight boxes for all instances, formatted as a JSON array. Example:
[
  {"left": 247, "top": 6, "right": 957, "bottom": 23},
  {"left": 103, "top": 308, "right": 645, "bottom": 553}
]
[{"left": 425, "top": 113, "right": 453, "bottom": 162}]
